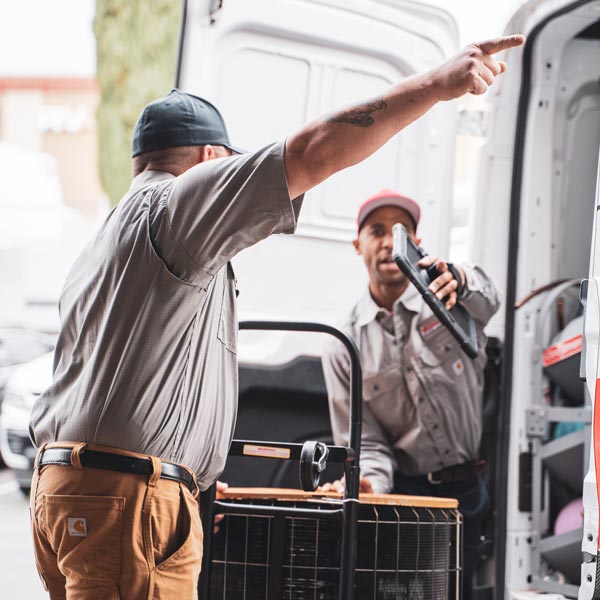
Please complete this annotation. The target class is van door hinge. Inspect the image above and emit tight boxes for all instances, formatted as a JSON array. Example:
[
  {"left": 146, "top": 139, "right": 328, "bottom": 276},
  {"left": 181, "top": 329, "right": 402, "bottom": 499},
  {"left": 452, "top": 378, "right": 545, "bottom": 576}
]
[
  {"left": 209, "top": 0, "right": 224, "bottom": 25},
  {"left": 525, "top": 408, "right": 549, "bottom": 438}
]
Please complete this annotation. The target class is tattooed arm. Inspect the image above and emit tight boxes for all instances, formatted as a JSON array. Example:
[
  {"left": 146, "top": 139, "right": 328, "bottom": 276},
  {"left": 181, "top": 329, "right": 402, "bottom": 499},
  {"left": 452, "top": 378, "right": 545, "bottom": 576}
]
[
  {"left": 327, "top": 99, "right": 389, "bottom": 128},
  {"left": 284, "top": 35, "right": 524, "bottom": 200}
]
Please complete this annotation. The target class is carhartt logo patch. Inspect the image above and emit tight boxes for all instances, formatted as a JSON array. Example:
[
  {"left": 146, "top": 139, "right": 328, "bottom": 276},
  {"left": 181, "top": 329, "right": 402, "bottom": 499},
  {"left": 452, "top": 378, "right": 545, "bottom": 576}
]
[
  {"left": 452, "top": 360, "right": 464, "bottom": 376},
  {"left": 68, "top": 517, "right": 87, "bottom": 537}
]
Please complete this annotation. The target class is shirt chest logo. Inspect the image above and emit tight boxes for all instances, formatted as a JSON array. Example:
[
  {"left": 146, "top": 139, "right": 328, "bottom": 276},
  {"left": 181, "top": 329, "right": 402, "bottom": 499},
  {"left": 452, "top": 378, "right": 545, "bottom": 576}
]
[{"left": 452, "top": 359, "right": 464, "bottom": 376}]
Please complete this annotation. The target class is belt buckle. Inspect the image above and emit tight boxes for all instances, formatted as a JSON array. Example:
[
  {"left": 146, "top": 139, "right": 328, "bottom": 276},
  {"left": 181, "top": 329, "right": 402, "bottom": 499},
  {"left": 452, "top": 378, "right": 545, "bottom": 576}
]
[{"left": 427, "top": 471, "right": 443, "bottom": 485}]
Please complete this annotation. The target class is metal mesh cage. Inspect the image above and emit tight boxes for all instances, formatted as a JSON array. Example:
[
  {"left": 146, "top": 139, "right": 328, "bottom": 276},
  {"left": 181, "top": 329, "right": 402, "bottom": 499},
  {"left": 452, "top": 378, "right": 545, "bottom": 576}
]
[{"left": 209, "top": 497, "right": 462, "bottom": 600}]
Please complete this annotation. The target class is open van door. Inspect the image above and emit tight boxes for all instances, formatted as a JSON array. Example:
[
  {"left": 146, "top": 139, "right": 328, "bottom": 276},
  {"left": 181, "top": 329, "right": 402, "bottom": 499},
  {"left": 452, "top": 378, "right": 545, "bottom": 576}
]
[
  {"left": 474, "top": 1, "right": 600, "bottom": 598},
  {"left": 582, "top": 159, "right": 600, "bottom": 600},
  {"left": 176, "top": 0, "right": 459, "bottom": 363}
]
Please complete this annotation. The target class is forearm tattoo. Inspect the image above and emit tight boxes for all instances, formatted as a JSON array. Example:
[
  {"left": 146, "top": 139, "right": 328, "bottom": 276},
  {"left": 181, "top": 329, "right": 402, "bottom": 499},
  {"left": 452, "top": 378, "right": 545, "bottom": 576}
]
[{"left": 327, "top": 98, "right": 387, "bottom": 127}]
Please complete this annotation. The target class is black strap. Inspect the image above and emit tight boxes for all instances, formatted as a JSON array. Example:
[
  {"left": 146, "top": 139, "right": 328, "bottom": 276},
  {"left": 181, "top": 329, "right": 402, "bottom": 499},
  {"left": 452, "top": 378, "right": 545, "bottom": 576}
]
[
  {"left": 446, "top": 261, "right": 465, "bottom": 297},
  {"left": 39, "top": 447, "right": 196, "bottom": 493},
  {"left": 429, "top": 460, "right": 484, "bottom": 484}
]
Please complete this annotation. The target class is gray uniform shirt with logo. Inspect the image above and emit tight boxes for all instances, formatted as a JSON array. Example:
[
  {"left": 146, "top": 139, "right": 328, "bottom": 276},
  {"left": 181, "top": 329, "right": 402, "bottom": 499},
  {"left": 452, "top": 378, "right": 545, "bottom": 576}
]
[
  {"left": 30, "top": 141, "right": 301, "bottom": 490},
  {"left": 322, "top": 265, "right": 500, "bottom": 493}
]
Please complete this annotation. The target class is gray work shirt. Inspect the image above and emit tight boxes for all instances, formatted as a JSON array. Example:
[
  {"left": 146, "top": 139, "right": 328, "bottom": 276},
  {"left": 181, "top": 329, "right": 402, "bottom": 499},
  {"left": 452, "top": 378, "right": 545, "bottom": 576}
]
[
  {"left": 30, "top": 141, "right": 301, "bottom": 490},
  {"left": 322, "top": 265, "right": 500, "bottom": 493}
]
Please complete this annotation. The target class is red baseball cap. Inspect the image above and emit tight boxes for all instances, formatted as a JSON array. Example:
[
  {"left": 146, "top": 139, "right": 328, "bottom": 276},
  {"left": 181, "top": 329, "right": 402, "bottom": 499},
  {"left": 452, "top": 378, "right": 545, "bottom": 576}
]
[{"left": 357, "top": 189, "right": 421, "bottom": 232}]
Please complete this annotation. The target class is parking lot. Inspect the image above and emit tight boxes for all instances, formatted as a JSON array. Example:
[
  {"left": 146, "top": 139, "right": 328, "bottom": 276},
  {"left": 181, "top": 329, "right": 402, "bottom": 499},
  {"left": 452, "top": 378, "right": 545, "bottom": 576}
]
[{"left": 0, "top": 468, "right": 46, "bottom": 598}]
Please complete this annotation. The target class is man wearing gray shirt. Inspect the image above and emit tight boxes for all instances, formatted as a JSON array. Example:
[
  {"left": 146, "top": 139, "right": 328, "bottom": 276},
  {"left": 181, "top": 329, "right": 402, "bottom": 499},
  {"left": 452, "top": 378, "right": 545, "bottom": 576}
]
[
  {"left": 321, "top": 190, "right": 500, "bottom": 600},
  {"left": 29, "top": 35, "right": 522, "bottom": 599}
]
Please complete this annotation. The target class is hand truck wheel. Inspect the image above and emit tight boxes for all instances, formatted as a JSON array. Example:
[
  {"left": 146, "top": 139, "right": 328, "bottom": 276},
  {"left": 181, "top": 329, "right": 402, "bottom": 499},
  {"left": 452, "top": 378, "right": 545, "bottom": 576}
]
[{"left": 299, "top": 440, "right": 329, "bottom": 491}]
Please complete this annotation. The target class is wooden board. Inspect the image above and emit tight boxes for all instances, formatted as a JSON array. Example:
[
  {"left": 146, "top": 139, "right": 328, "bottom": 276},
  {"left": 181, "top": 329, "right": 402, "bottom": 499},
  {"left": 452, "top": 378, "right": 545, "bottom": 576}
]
[{"left": 217, "top": 487, "right": 459, "bottom": 509}]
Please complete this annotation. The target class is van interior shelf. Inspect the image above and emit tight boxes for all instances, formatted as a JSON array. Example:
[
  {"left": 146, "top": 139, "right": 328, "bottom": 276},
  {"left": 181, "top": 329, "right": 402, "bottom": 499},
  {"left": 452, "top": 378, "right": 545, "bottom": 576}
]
[
  {"left": 539, "top": 527, "right": 584, "bottom": 584},
  {"left": 531, "top": 579, "right": 580, "bottom": 599},
  {"left": 541, "top": 428, "right": 588, "bottom": 492},
  {"left": 527, "top": 402, "right": 590, "bottom": 596}
]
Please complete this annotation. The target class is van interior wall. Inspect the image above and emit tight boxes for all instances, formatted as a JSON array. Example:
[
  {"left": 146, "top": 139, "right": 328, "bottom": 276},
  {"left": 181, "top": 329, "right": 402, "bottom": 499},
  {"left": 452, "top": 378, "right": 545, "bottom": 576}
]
[
  {"left": 513, "top": 13, "right": 600, "bottom": 372},
  {"left": 519, "top": 13, "right": 600, "bottom": 294},
  {"left": 554, "top": 26, "right": 600, "bottom": 280}
]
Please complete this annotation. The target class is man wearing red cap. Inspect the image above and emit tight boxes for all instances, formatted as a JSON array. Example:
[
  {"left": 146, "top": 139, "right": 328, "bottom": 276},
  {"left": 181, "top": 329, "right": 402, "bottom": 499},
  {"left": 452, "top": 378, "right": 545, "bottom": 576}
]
[{"left": 321, "top": 190, "right": 500, "bottom": 600}]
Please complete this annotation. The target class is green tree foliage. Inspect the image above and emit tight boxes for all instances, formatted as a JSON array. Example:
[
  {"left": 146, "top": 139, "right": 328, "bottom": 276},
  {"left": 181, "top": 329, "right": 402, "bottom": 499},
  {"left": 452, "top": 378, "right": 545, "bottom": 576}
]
[{"left": 94, "top": 0, "right": 182, "bottom": 205}]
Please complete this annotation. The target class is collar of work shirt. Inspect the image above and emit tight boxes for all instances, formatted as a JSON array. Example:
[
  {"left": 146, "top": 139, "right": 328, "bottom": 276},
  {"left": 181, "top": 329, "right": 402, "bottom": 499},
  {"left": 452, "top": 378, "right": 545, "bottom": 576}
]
[{"left": 358, "top": 284, "right": 421, "bottom": 340}]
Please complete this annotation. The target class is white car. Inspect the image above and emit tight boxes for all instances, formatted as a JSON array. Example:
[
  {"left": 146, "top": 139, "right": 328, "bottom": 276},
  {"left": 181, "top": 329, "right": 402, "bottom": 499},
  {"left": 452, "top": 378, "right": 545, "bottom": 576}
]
[
  {"left": 0, "top": 328, "right": 54, "bottom": 466},
  {"left": 0, "top": 351, "right": 53, "bottom": 494},
  {"left": 0, "top": 328, "right": 54, "bottom": 404}
]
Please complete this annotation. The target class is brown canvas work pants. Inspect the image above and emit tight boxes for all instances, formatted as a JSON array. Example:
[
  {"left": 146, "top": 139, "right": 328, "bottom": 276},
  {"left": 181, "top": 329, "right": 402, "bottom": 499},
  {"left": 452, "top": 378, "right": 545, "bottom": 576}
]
[{"left": 30, "top": 442, "right": 203, "bottom": 599}]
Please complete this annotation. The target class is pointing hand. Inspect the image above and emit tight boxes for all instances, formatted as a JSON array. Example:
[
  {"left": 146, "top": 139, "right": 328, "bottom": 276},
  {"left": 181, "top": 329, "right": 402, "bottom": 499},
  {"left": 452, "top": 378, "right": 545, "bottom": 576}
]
[{"left": 433, "top": 34, "right": 525, "bottom": 100}]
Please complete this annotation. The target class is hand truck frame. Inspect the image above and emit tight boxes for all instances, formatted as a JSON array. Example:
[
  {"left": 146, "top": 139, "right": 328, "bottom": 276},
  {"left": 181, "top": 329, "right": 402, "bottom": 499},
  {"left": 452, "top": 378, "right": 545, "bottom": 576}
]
[{"left": 197, "top": 320, "right": 363, "bottom": 600}]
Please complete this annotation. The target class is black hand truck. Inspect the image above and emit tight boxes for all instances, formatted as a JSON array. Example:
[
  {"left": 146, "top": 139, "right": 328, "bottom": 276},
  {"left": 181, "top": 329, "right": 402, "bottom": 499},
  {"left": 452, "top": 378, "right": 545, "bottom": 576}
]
[{"left": 197, "top": 320, "right": 363, "bottom": 600}]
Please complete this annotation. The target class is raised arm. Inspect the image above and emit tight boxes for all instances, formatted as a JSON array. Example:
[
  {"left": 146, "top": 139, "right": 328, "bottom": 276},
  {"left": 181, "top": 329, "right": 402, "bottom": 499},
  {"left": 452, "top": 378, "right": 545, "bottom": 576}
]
[{"left": 284, "top": 35, "right": 525, "bottom": 199}]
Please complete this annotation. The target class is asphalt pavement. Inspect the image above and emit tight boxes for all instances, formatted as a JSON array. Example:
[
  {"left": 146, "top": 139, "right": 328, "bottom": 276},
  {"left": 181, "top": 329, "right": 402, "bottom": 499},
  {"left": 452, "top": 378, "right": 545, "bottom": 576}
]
[{"left": 0, "top": 468, "right": 47, "bottom": 599}]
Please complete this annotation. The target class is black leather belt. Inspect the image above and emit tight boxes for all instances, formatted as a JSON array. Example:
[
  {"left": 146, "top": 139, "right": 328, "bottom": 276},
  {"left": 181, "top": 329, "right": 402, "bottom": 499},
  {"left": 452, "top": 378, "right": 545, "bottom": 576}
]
[
  {"left": 427, "top": 460, "right": 485, "bottom": 485},
  {"left": 38, "top": 447, "right": 196, "bottom": 494}
]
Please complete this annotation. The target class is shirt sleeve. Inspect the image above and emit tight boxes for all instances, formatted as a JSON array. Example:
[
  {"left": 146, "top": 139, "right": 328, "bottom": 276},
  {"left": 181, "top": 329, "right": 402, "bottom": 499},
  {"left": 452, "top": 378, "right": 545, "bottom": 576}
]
[
  {"left": 321, "top": 339, "right": 397, "bottom": 494},
  {"left": 458, "top": 263, "right": 501, "bottom": 325},
  {"left": 149, "top": 140, "right": 302, "bottom": 287}
]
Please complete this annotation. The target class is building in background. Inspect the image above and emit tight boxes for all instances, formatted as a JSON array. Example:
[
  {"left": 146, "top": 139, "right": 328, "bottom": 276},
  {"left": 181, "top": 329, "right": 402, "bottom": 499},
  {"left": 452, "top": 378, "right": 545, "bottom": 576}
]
[
  {"left": 0, "top": 74, "right": 104, "bottom": 330},
  {"left": 0, "top": 1, "right": 104, "bottom": 332},
  {"left": 0, "top": 76, "right": 107, "bottom": 218}
]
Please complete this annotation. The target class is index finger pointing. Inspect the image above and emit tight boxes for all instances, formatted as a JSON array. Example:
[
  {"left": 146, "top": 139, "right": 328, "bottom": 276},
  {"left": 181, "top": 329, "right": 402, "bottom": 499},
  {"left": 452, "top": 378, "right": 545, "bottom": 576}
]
[{"left": 478, "top": 34, "right": 525, "bottom": 55}]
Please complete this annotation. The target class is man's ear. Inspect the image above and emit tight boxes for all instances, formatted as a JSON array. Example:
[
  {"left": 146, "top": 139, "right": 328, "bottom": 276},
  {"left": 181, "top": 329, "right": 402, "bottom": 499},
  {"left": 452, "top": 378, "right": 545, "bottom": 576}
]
[
  {"left": 200, "top": 145, "right": 216, "bottom": 162},
  {"left": 352, "top": 239, "right": 361, "bottom": 255}
]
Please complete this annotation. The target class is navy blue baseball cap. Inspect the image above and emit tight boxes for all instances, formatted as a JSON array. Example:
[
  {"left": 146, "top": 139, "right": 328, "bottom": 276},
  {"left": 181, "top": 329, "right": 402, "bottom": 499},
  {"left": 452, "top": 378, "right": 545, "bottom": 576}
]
[{"left": 131, "top": 89, "right": 244, "bottom": 157}]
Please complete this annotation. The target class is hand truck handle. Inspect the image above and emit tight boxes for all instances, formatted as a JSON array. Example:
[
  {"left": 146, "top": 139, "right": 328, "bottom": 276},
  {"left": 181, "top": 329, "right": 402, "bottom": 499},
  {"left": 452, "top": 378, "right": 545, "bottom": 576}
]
[
  {"left": 239, "top": 320, "right": 363, "bottom": 500},
  {"left": 198, "top": 321, "right": 363, "bottom": 600}
]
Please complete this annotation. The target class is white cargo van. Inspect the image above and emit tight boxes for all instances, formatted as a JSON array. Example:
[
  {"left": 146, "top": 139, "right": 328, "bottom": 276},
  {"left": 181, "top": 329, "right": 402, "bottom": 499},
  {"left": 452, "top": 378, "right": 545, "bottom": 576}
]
[{"left": 174, "top": 1, "right": 600, "bottom": 598}]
